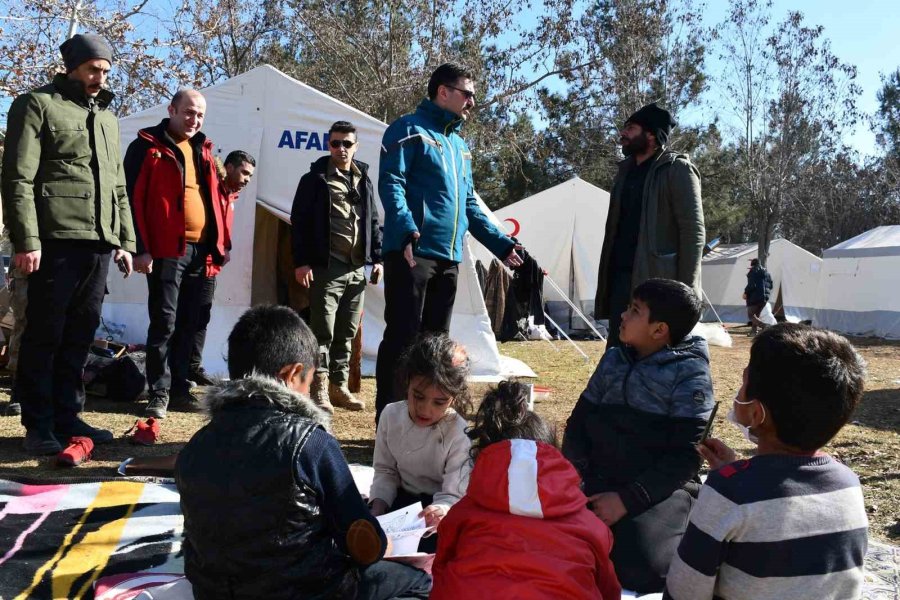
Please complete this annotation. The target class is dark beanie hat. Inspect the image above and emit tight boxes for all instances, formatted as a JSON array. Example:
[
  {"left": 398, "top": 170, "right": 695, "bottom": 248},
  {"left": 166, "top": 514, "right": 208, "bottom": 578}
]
[
  {"left": 59, "top": 34, "right": 113, "bottom": 72},
  {"left": 625, "top": 102, "right": 675, "bottom": 146}
]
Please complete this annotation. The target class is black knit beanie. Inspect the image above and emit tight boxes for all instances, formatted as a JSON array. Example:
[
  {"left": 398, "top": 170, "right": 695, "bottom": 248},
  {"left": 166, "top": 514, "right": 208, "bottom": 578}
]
[
  {"left": 59, "top": 34, "right": 113, "bottom": 72},
  {"left": 625, "top": 102, "right": 675, "bottom": 146}
]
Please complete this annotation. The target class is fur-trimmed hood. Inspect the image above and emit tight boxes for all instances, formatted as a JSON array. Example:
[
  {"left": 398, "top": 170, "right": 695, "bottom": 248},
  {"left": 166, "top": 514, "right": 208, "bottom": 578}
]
[{"left": 203, "top": 374, "right": 331, "bottom": 430}]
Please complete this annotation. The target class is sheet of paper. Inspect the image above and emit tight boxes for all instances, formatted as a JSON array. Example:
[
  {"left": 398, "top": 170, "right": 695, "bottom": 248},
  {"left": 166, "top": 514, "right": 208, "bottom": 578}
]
[
  {"left": 376, "top": 501, "right": 426, "bottom": 535},
  {"left": 376, "top": 502, "right": 432, "bottom": 557}
]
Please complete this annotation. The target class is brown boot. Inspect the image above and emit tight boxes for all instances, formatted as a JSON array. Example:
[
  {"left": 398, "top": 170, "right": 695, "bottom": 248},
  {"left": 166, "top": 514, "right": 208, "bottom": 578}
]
[
  {"left": 329, "top": 382, "right": 365, "bottom": 411},
  {"left": 311, "top": 373, "right": 334, "bottom": 414}
]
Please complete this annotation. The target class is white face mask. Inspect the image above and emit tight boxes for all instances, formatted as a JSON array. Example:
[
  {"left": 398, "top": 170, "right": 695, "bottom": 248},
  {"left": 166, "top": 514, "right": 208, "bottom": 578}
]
[{"left": 727, "top": 393, "right": 766, "bottom": 445}]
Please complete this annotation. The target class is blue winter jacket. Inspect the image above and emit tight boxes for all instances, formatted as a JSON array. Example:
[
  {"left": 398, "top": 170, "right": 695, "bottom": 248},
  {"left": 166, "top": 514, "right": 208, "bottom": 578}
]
[
  {"left": 563, "top": 335, "right": 715, "bottom": 515},
  {"left": 378, "top": 99, "right": 514, "bottom": 262}
]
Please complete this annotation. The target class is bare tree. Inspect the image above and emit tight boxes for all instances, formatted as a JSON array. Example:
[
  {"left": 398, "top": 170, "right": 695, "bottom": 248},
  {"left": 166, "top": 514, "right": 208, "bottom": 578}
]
[{"left": 715, "top": 0, "right": 860, "bottom": 264}]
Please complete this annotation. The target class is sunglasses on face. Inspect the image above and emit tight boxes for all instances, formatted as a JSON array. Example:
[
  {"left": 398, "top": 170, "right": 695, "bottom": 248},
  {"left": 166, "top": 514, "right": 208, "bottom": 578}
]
[
  {"left": 330, "top": 139, "right": 356, "bottom": 149},
  {"left": 446, "top": 85, "right": 476, "bottom": 101}
]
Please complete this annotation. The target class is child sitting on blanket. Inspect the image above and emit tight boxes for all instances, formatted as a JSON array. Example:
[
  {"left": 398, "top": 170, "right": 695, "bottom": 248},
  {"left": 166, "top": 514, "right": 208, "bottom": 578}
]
[
  {"left": 369, "top": 334, "right": 472, "bottom": 551},
  {"left": 664, "top": 324, "right": 868, "bottom": 600},
  {"left": 431, "top": 380, "right": 621, "bottom": 600},
  {"left": 563, "top": 278, "right": 715, "bottom": 593},
  {"left": 175, "top": 305, "right": 431, "bottom": 600}
]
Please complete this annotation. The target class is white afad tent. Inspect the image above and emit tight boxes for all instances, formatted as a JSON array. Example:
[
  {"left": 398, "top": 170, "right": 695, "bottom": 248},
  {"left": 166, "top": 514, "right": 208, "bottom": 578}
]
[
  {"left": 701, "top": 238, "right": 822, "bottom": 323},
  {"left": 814, "top": 225, "right": 900, "bottom": 339},
  {"left": 104, "top": 65, "right": 534, "bottom": 379},
  {"left": 472, "top": 177, "right": 611, "bottom": 333}
]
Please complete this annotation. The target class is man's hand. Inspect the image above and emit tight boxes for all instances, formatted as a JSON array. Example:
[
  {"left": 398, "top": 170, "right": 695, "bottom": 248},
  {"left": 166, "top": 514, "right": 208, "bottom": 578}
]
[
  {"left": 369, "top": 498, "right": 389, "bottom": 517},
  {"left": 503, "top": 244, "right": 524, "bottom": 268},
  {"left": 403, "top": 232, "right": 421, "bottom": 268},
  {"left": 369, "top": 263, "right": 383, "bottom": 285},
  {"left": 14, "top": 250, "right": 41, "bottom": 275},
  {"left": 587, "top": 492, "right": 628, "bottom": 527},
  {"left": 295, "top": 265, "right": 313, "bottom": 288},
  {"left": 697, "top": 437, "right": 737, "bottom": 471},
  {"left": 223, "top": 249, "right": 231, "bottom": 266},
  {"left": 420, "top": 503, "right": 448, "bottom": 528},
  {"left": 113, "top": 248, "right": 133, "bottom": 278},
  {"left": 133, "top": 253, "right": 154, "bottom": 274}
]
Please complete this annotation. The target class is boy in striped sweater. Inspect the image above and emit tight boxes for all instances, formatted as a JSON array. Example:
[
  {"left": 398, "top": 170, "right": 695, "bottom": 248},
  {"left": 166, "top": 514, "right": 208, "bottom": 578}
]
[{"left": 664, "top": 323, "right": 868, "bottom": 600}]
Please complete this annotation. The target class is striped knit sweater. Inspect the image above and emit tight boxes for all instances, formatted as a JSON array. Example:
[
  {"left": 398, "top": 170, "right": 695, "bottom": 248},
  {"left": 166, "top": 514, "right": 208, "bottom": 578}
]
[{"left": 663, "top": 453, "right": 868, "bottom": 600}]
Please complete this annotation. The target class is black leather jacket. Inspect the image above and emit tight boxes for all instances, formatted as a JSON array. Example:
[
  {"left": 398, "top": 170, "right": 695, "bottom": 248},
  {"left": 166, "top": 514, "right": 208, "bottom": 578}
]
[{"left": 175, "top": 376, "right": 356, "bottom": 600}]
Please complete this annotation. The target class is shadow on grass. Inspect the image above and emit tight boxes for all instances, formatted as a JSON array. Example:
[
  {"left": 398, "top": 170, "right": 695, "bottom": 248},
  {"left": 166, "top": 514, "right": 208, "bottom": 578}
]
[
  {"left": 341, "top": 438, "right": 375, "bottom": 465},
  {"left": 850, "top": 387, "right": 900, "bottom": 434},
  {"left": 0, "top": 440, "right": 185, "bottom": 481}
]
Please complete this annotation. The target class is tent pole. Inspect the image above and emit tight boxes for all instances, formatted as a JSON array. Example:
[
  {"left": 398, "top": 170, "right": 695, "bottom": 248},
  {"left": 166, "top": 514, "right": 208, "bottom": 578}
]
[
  {"left": 543, "top": 311, "right": 590, "bottom": 361},
  {"left": 544, "top": 274, "right": 607, "bottom": 341},
  {"left": 701, "top": 288, "right": 726, "bottom": 326}
]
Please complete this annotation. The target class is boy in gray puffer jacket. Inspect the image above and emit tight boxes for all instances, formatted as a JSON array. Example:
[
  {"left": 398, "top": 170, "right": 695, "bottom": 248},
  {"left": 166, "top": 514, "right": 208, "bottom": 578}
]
[{"left": 563, "top": 278, "right": 715, "bottom": 594}]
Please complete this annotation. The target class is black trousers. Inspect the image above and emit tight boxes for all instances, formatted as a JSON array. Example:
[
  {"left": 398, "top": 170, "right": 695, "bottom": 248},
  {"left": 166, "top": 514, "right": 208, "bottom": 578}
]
[
  {"left": 16, "top": 241, "right": 111, "bottom": 433},
  {"left": 188, "top": 277, "right": 217, "bottom": 374},
  {"left": 375, "top": 252, "right": 458, "bottom": 423},
  {"left": 145, "top": 243, "right": 215, "bottom": 397},
  {"left": 605, "top": 268, "right": 633, "bottom": 348},
  {"left": 609, "top": 488, "right": 695, "bottom": 593}
]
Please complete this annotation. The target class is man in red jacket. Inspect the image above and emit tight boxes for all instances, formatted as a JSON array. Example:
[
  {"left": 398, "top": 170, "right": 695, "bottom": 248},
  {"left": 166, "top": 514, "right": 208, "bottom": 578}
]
[{"left": 124, "top": 89, "right": 228, "bottom": 419}]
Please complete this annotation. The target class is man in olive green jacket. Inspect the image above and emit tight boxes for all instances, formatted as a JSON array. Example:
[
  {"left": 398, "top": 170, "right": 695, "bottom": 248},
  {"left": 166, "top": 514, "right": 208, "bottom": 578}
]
[
  {"left": 595, "top": 103, "right": 705, "bottom": 347},
  {"left": 1, "top": 34, "right": 135, "bottom": 455}
]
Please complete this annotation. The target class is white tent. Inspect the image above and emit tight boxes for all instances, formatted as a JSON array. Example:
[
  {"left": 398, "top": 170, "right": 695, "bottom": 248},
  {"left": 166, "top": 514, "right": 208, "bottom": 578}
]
[
  {"left": 103, "top": 65, "right": 534, "bottom": 379},
  {"left": 813, "top": 225, "right": 900, "bottom": 339},
  {"left": 701, "top": 238, "right": 822, "bottom": 323},
  {"left": 472, "top": 177, "right": 611, "bottom": 332}
]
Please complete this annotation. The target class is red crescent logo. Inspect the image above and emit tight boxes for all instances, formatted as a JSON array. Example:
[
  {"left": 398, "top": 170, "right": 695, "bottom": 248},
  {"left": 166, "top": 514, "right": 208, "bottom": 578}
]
[{"left": 504, "top": 218, "right": 520, "bottom": 237}]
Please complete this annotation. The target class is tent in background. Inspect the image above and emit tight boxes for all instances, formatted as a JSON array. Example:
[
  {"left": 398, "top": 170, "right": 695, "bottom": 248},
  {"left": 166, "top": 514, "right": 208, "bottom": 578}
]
[
  {"left": 472, "top": 177, "right": 610, "bottom": 334},
  {"left": 104, "top": 65, "right": 534, "bottom": 379},
  {"left": 701, "top": 238, "right": 821, "bottom": 323},
  {"left": 814, "top": 225, "right": 900, "bottom": 339}
]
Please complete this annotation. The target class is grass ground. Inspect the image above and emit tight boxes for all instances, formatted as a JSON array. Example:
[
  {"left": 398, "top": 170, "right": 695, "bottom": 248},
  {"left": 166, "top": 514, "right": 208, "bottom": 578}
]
[{"left": 1, "top": 325, "right": 898, "bottom": 542}]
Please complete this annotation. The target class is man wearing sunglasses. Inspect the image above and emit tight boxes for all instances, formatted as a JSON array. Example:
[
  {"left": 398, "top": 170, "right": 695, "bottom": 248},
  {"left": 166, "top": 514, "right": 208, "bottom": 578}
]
[
  {"left": 375, "top": 62, "right": 523, "bottom": 423},
  {"left": 291, "top": 121, "right": 382, "bottom": 413}
]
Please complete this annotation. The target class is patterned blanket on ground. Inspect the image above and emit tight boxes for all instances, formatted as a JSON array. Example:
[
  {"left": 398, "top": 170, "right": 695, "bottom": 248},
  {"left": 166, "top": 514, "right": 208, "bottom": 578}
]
[
  {"left": 0, "top": 477, "right": 182, "bottom": 600},
  {"left": 1, "top": 476, "right": 898, "bottom": 599}
]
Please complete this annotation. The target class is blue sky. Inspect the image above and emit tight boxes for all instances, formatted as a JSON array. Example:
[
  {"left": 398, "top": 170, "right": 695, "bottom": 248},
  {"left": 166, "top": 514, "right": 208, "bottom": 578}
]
[{"left": 693, "top": 0, "right": 896, "bottom": 157}]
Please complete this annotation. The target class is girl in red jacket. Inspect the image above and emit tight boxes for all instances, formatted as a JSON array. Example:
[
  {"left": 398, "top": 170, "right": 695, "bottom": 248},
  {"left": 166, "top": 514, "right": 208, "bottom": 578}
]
[{"left": 432, "top": 381, "right": 621, "bottom": 600}]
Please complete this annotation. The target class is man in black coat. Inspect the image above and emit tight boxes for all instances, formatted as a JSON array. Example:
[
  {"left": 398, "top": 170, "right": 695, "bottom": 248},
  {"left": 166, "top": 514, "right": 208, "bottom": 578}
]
[
  {"left": 291, "top": 120, "right": 382, "bottom": 413},
  {"left": 743, "top": 258, "right": 773, "bottom": 335}
]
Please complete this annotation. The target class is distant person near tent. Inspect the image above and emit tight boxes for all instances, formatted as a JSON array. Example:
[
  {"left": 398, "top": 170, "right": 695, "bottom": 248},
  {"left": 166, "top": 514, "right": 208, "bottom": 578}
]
[
  {"left": 374, "top": 62, "right": 522, "bottom": 423},
  {"left": 187, "top": 149, "right": 255, "bottom": 386},
  {"left": 743, "top": 258, "right": 773, "bottom": 336},
  {"left": 595, "top": 103, "right": 705, "bottom": 347}
]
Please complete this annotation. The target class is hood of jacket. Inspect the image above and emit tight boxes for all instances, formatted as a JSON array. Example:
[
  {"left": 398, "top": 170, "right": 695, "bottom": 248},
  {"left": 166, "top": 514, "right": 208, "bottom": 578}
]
[
  {"left": 307, "top": 154, "right": 370, "bottom": 176},
  {"left": 620, "top": 334, "right": 710, "bottom": 368},
  {"left": 465, "top": 439, "right": 588, "bottom": 520},
  {"left": 416, "top": 98, "right": 464, "bottom": 135},
  {"left": 203, "top": 373, "right": 331, "bottom": 430},
  {"left": 138, "top": 118, "right": 211, "bottom": 152}
]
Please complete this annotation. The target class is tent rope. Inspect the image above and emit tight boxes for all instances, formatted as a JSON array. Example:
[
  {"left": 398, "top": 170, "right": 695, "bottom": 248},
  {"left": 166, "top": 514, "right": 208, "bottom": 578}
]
[
  {"left": 543, "top": 274, "right": 607, "bottom": 341},
  {"left": 543, "top": 310, "right": 590, "bottom": 361}
]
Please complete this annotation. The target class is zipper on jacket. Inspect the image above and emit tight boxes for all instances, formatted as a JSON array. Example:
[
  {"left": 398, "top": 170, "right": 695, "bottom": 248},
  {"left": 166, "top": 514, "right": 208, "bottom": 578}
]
[
  {"left": 620, "top": 348, "right": 636, "bottom": 408},
  {"left": 442, "top": 122, "right": 463, "bottom": 261}
]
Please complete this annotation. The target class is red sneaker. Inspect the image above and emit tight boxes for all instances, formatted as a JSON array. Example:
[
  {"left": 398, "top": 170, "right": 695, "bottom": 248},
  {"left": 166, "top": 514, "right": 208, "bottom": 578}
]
[
  {"left": 128, "top": 418, "right": 160, "bottom": 446},
  {"left": 57, "top": 436, "right": 94, "bottom": 467}
]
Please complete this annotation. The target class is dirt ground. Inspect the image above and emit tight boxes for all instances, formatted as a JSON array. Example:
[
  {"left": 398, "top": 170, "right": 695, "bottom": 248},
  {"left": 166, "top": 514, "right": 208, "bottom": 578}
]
[{"left": 1, "top": 325, "right": 898, "bottom": 543}]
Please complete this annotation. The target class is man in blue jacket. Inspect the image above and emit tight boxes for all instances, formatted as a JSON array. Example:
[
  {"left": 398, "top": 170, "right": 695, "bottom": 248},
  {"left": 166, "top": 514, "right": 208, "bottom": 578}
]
[{"left": 375, "top": 63, "right": 522, "bottom": 422}]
